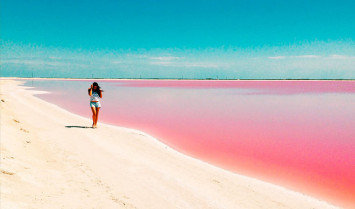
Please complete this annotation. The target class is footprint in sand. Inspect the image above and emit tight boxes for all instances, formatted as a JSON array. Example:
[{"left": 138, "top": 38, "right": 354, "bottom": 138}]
[
  {"left": 20, "top": 128, "right": 29, "bottom": 133},
  {"left": 0, "top": 169, "right": 15, "bottom": 175},
  {"left": 212, "top": 179, "right": 221, "bottom": 184},
  {"left": 13, "top": 119, "right": 20, "bottom": 123},
  {"left": 1, "top": 99, "right": 5, "bottom": 102}
]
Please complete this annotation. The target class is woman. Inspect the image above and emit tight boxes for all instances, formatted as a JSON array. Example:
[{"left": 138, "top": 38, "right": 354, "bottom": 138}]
[{"left": 88, "top": 82, "right": 102, "bottom": 128}]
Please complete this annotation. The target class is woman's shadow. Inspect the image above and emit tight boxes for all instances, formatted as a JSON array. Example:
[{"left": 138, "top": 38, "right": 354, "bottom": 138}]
[{"left": 65, "top": 125, "right": 92, "bottom": 129}]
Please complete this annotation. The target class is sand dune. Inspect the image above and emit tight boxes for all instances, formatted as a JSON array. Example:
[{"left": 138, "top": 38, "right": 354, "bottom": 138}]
[{"left": 0, "top": 79, "right": 339, "bottom": 209}]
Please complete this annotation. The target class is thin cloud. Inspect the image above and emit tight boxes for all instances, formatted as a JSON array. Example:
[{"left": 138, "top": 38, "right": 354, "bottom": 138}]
[
  {"left": 149, "top": 60, "right": 221, "bottom": 68},
  {"left": 182, "top": 62, "right": 220, "bottom": 68},
  {"left": 149, "top": 61, "right": 174, "bottom": 66},
  {"left": 48, "top": 56, "right": 62, "bottom": 59},
  {"left": 111, "top": 60, "right": 122, "bottom": 64},
  {"left": 328, "top": 54, "right": 355, "bottom": 59},
  {"left": 0, "top": 59, "right": 65, "bottom": 66},
  {"left": 291, "top": 55, "right": 321, "bottom": 58},
  {"left": 149, "top": 56, "right": 182, "bottom": 61},
  {"left": 268, "top": 56, "right": 286, "bottom": 59},
  {"left": 268, "top": 55, "right": 321, "bottom": 59}
]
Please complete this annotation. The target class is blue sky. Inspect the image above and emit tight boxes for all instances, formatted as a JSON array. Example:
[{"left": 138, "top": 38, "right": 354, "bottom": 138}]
[{"left": 1, "top": 0, "right": 354, "bottom": 79}]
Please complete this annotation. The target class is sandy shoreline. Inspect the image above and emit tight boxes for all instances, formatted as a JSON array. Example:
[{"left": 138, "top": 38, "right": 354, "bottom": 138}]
[{"left": 0, "top": 79, "right": 340, "bottom": 209}]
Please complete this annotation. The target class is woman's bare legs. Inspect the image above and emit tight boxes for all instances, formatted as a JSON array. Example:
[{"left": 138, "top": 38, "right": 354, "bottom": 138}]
[
  {"left": 91, "top": 107, "right": 97, "bottom": 128},
  {"left": 94, "top": 107, "right": 100, "bottom": 128}
]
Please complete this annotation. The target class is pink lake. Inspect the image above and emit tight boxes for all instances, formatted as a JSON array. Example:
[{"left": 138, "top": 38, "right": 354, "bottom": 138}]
[{"left": 23, "top": 79, "right": 355, "bottom": 208}]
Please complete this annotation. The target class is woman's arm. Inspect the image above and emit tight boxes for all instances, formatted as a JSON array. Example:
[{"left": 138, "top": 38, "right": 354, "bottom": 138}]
[
  {"left": 99, "top": 89, "right": 103, "bottom": 98},
  {"left": 88, "top": 85, "right": 93, "bottom": 96}
]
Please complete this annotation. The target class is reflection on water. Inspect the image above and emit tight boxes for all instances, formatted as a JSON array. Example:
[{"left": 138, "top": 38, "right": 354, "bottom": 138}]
[{"left": 24, "top": 79, "right": 355, "bottom": 208}]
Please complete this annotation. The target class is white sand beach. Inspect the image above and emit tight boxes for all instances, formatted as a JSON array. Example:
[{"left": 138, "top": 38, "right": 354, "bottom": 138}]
[{"left": 0, "top": 79, "right": 339, "bottom": 209}]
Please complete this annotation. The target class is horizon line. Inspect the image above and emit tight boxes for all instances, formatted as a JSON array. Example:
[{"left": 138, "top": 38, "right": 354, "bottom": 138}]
[{"left": 1, "top": 77, "right": 354, "bottom": 81}]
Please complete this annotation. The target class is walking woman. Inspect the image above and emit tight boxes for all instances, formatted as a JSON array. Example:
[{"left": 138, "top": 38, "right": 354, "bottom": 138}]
[{"left": 88, "top": 82, "right": 102, "bottom": 128}]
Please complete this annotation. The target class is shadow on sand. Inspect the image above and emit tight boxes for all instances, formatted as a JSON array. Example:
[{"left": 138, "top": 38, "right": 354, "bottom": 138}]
[{"left": 65, "top": 125, "right": 92, "bottom": 129}]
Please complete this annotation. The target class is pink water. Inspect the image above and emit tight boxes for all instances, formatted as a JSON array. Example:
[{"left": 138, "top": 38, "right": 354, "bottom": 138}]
[{"left": 24, "top": 79, "right": 355, "bottom": 208}]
